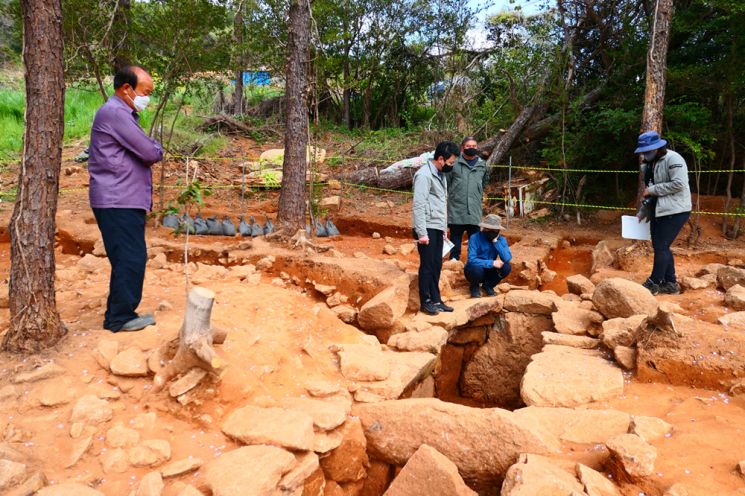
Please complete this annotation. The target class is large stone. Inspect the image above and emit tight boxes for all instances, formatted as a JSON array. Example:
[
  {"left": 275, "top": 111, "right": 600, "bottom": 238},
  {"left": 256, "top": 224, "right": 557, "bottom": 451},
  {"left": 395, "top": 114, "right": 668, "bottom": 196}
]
[
  {"left": 203, "top": 446, "right": 296, "bottom": 496},
  {"left": 65, "top": 435, "right": 93, "bottom": 468},
  {"left": 513, "top": 407, "right": 630, "bottom": 444},
  {"left": 384, "top": 444, "right": 476, "bottom": 496},
  {"left": 110, "top": 347, "right": 149, "bottom": 377},
  {"left": 353, "top": 351, "right": 437, "bottom": 401},
  {"left": 409, "top": 297, "right": 501, "bottom": 330},
  {"left": 70, "top": 395, "right": 113, "bottom": 425},
  {"left": 718, "top": 311, "right": 745, "bottom": 330},
  {"left": 169, "top": 368, "right": 208, "bottom": 397},
  {"left": 106, "top": 423, "right": 140, "bottom": 448},
  {"left": 576, "top": 463, "right": 620, "bottom": 496},
  {"left": 358, "top": 286, "right": 408, "bottom": 331},
  {"left": 222, "top": 405, "right": 315, "bottom": 451},
  {"left": 552, "top": 305, "right": 604, "bottom": 336},
  {"left": 697, "top": 263, "right": 727, "bottom": 277},
  {"left": 613, "top": 346, "right": 637, "bottom": 370},
  {"left": 521, "top": 346, "right": 624, "bottom": 407},
  {"left": 278, "top": 452, "right": 319, "bottom": 493},
  {"left": 353, "top": 398, "right": 559, "bottom": 484},
  {"left": 601, "top": 315, "right": 646, "bottom": 348},
  {"left": 592, "top": 278, "right": 658, "bottom": 319},
  {"left": 566, "top": 274, "right": 595, "bottom": 296},
  {"left": 461, "top": 313, "right": 552, "bottom": 408},
  {"left": 37, "top": 483, "right": 105, "bottom": 496},
  {"left": 541, "top": 332, "right": 599, "bottom": 349},
  {"left": 606, "top": 433, "right": 657, "bottom": 480},
  {"left": 4, "top": 471, "right": 46, "bottom": 496},
  {"left": 680, "top": 276, "right": 712, "bottom": 291},
  {"left": 0, "top": 459, "right": 26, "bottom": 491},
  {"left": 629, "top": 416, "right": 672, "bottom": 442},
  {"left": 279, "top": 396, "right": 351, "bottom": 431},
  {"left": 591, "top": 240, "right": 617, "bottom": 273},
  {"left": 725, "top": 285, "right": 745, "bottom": 311},
  {"left": 128, "top": 440, "right": 171, "bottom": 467},
  {"left": 13, "top": 362, "right": 65, "bottom": 384},
  {"left": 93, "top": 339, "right": 119, "bottom": 371},
  {"left": 161, "top": 458, "right": 203, "bottom": 477},
  {"left": 320, "top": 417, "right": 368, "bottom": 483},
  {"left": 717, "top": 266, "right": 745, "bottom": 291},
  {"left": 101, "top": 448, "right": 130, "bottom": 473},
  {"left": 135, "top": 471, "right": 164, "bottom": 496},
  {"left": 332, "top": 305, "right": 357, "bottom": 324},
  {"left": 387, "top": 327, "right": 448, "bottom": 354},
  {"left": 503, "top": 290, "right": 559, "bottom": 315},
  {"left": 501, "top": 454, "right": 584, "bottom": 496},
  {"left": 338, "top": 347, "right": 390, "bottom": 382},
  {"left": 39, "top": 381, "right": 75, "bottom": 406}
]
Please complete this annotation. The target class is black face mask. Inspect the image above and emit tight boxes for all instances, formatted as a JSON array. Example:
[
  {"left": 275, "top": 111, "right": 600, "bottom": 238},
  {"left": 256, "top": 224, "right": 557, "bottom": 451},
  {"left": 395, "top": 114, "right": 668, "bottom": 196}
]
[
  {"left": 464, "top": 148, "right": 479, "bottom": 158},
  {"left": 484, "top": 231, "right": 499, "bottom": 241},
  {"left": 442, "top": 163, "right": 454, "bottom": 173}
]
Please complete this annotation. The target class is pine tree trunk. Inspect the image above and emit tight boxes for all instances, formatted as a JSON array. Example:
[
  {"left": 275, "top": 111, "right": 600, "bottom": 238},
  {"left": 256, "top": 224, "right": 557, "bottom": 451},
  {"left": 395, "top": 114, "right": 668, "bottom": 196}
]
[
  {"left": 3, "top": 0, "right": 67, "bottom": 353},
  {"left": 638, "top": 0, "right": 673, "bottom": 198},
  {"left": 233, "top": 1, "right": 245, "bottom": 116},
  {"left": 277, "top": 0, "right": 310, "bottom": 233}
]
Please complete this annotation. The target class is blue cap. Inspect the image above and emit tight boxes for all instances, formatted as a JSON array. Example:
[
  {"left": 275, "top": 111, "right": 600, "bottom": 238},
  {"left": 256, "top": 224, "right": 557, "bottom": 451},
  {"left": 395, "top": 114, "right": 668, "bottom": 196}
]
[{"left": 635, "top": 131, "right": 668, "bottom": 153}]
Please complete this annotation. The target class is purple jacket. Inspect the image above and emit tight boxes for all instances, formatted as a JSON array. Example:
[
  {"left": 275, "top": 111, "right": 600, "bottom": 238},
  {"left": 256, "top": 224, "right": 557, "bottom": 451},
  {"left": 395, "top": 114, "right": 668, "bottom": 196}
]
[{"left": 88, "top": 95, "right": 163, "bottom": 211}]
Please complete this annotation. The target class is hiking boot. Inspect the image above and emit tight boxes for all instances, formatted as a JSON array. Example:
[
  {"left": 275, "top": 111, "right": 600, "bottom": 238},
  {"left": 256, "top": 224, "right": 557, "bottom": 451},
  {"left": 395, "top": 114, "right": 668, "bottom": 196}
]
[
  {"left": 482, "top": 285, "right": 497, "bottom": 297},
  {"left": 420, "top": 300, "right": 440, "bottom": 315},
  {"left": 659, "top": 281, "right": 681, "bottom": 295},
  {"left": 642, "top": 278, "right": 660, "bottom": 295},
  {"left": 469, "top": 284, "right": 481, "bottom": 298},
  {"left": 118, "top": 314, "right": 156, "bottom": 332},
  {"left": 436, "top": 301, "right": 454, "bottom": 312}
]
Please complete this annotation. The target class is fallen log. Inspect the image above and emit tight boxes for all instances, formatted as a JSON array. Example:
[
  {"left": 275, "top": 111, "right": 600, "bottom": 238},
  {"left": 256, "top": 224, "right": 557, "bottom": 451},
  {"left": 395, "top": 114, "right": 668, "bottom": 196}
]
[
  {"left": 333, "top": 164, "right": 418, "bottom": 190},
  {"left": 153, "top": 287, "right": 225, "bottom": 393},
  {"left": 198, "top": 114, "right": 282, "bottom": 137}
]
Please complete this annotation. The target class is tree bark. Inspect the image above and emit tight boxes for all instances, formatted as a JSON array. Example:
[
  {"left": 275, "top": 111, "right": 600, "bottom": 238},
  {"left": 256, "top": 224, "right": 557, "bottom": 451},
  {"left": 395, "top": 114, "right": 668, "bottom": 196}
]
[
  {"left": 485, "top": 103, "right": 545, "bottom": 168},
  {"left": 111, "top": 0, "right": 131, "bottom": 69},
  {"left": 723, "top": 94, "right": 735, "bottom": 236},
  {"left": 277, "top": 0, "right": 310, "bottom": 233},
  {"left": 638, "top": 0, "right": 673, "bottom": 198},
  {"left": 232, "top": 1, "right": 245, "bottom": 116},
  {"left": 334, "top": 166, "right": 418, "bottom": 190},
  {"left": 3, "top": 0, "right": 67, "bottom": 353}
]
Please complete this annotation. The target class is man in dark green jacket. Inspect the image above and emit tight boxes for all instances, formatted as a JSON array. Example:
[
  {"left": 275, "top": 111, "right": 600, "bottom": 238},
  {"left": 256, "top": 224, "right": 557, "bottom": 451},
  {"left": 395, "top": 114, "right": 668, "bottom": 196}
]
[{"left": 446, "top": 136, "right": 490, "bottom": 261}]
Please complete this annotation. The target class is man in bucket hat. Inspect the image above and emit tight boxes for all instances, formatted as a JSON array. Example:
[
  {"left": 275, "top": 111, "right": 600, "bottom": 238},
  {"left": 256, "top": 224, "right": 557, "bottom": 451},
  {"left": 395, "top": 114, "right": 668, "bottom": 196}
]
[
  {"left": 635, "top": 130, "right": 691, "bottom": 295},
  {"left": 464, "top": 214, "right": 512, "bottom": 298}
]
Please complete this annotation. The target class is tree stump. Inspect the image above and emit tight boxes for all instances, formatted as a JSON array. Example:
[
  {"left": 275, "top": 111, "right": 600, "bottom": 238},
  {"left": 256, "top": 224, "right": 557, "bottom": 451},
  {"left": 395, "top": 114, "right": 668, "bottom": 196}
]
[{"left": 153, "top": 287, "right": 225, "bottom": 392}]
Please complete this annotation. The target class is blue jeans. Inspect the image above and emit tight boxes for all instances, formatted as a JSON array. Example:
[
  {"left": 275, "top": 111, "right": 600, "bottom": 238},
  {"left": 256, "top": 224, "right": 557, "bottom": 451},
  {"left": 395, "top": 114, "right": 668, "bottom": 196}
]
[
  {"left": 464, "top": 262, "right": 512, "bottom": 289},
  {"left": 93, "top": 208, "right": 147, "bottom": 331},
  {"left": 650, "top": 211, "right": 690, "bottom": 283}
]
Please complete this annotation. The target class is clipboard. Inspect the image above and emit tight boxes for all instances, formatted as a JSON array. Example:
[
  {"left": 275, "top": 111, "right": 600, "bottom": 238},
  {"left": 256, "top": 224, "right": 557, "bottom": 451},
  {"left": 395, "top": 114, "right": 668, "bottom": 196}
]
[
  {"left": 621, "top": 215, "right": 651, "bottom": 240},
  {"left": 442, "top": 238, "right": 454, "bottom": 258}
]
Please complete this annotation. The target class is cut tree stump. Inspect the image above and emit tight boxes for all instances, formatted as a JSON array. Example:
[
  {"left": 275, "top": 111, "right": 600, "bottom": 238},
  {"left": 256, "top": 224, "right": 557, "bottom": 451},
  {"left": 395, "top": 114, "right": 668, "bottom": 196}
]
[{"left": 153, "top": 287, "right": 225, "bottom": 392}]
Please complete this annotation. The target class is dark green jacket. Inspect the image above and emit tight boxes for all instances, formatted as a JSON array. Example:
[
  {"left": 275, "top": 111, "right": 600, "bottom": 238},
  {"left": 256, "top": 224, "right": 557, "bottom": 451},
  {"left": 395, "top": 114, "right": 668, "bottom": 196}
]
[{"left": 445, "top": 155, "right": 489, "bottom": 225}]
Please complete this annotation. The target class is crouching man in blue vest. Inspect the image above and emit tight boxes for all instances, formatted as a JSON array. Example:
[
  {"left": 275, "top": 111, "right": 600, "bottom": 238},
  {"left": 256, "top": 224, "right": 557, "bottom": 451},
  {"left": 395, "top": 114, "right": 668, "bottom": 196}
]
[{"left": 464, "top": 214, "right": 512, "bottom": 298}]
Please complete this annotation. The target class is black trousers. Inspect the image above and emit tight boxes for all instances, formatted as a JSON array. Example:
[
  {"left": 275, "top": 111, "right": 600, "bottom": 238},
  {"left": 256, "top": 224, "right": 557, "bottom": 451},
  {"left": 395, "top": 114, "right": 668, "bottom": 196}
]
[
  {"left": 417, "top": 228, "right": 444, "bottom": 304},
  {"left": 650, "top": 211, "right": 690, "bottom": 284},
  {"left": 93, "top": 208, "right": 147, "bottom": 331},
  {"left": 448, "top": 223, "right": 479, "bottom": 261},
  {"left": 464, "top": 262, "right": 512, "bottom": 288}
]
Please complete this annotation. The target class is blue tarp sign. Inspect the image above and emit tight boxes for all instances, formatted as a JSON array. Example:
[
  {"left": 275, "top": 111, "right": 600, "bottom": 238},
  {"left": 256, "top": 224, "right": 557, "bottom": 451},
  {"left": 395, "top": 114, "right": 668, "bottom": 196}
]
[{"left": 242, "top": 71, "right": 270, "bottom": 86}]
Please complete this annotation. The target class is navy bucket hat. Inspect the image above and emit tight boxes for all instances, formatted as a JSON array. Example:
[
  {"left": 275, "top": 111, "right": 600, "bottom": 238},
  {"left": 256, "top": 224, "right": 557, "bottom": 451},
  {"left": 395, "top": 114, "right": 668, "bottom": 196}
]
[{"left": 634, "top": 130, "right": 668, "bottom": 153}]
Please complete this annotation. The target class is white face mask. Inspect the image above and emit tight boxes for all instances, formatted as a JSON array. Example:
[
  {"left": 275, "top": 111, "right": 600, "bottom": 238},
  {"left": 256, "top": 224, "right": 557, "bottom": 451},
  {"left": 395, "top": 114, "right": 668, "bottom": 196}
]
[
  {"left": 128, "top": 89, "right": 150, "bottom": 112},
  {"left": 643, "top": 150, "right": 657, "bottom": 162}
]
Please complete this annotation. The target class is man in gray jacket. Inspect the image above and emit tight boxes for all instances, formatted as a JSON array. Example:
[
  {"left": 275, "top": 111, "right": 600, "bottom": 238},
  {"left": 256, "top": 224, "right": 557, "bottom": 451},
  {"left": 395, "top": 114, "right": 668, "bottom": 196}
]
[
  {"left": 636, "top": 131, "right": 692, "bottom": 295},
  {"left": 446, "top": 136, "right": 490, "bottom": 261},
  {"left": 413, "top": 141, "right": 460, "bottom": 315}
]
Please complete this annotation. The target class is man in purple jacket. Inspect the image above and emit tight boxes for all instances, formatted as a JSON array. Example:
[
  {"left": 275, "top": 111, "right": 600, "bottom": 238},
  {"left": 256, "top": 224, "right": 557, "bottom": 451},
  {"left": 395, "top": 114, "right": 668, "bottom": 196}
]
[{"left": 88, "top": 65, "right": 163, "bottom": 332}]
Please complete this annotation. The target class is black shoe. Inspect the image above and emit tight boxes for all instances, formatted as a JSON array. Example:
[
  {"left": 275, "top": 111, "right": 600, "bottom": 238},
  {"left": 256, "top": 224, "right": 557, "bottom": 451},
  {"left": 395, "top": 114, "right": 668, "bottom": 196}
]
[
  {"left": 642, "top": 278, "right": 660, "bottom": 295},
  {"left": 420, "top": 300, "right": 440, "bottom": 315},
  {"left": 482, "top": 285, "right": 497, "bottom": 297},
  {"left": 469, "top": 284, "right": 481, "bottom": 298},
  {"left": 659, "top": 281, "right": 681, "bottom": 295},
  {"left": 436, "top": 301, "right": 454, "bottom": 312}
]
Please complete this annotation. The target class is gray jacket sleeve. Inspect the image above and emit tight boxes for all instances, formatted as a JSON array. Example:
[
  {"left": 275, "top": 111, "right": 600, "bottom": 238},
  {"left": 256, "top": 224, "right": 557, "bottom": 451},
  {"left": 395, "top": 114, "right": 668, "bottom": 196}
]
[
  {"left": 412, "top": 172, "right": 429, "bottom": 238},
  {"left": 648, "top": 160, "right": 688, "bottom": 197}
]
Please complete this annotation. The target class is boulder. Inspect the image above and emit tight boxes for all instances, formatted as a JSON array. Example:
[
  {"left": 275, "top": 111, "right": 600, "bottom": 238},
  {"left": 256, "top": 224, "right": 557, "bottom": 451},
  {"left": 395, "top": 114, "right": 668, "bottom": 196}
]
[
  {"left": 680, "top": 276, "right": 711, "bottom": 291},
  {"left": 65, "top": 435, "right": 93, "bottom": 468},
  {"left": 332, "top": 305, "right": 357, "bottom": 324},
  {"left": 338, "top": 347, "right": 391, "bottom": 381},
  {"left": 134, "top": 471, "right": 164, "bottom": 496},
  {"left": 566, "top": 274, "right": 595, "bottom": 296},
  {"left": 629, "top": 416, "right": 672, "bottom": 442},
  {"left": 503, "top": 290, "right": 559, "bottom": 315},
  {"left": 128, "top": 439, "right": 171, "bottom": 467},
  {"left": 725, "top": 285, "right": 745, "bottom": 311},
  {"left": 384, "top": 444, "right": 476, "bottom": 496},
  {"left": 320, "top": 417, "right": 369, "bottom": 483},
  {"left": 605, "top": 433, "right": 657, "bottom": 480},
  {"left": 278, "top": 452, "right": 319, "bottom": 493},
  {"left": 501, "top": 454, "right": 584, "bottom": 496},
  {"left": 718, "top": 311, "right": 745, "bottom": 330},
  {"left": 593, "top": 278, "right": 658, "bottom": 319},
  {"left": 160, "top": 458, "right": 204, "bottom": 478},
  {"left": 101, "top": 448, "right": 130, "bottom": 473},
  {"left": 521, "top": 346, "right": 624, "bottom": 408},
  {"left": 696, "top": 263, "right": 726, "bottom": 277},
  {"left": 353, "top": 351, "right": 437, "bottom": 402},
  {"left": 70, "top": 395, "right": 113, "bottom": 425},
  {"left": 279, "top": 396, "right": 351, "bottom": 431},
  {"left": 353, "top": 398, "right": 559, "bottom": 484},
  {"left": 203, "top": 446, "right": 296, "bottom": 496},
  {"left": 613, "top": 346, "right": 637, "bottom": 370},
  {"left": 576, "top": 463, "right": 620, "bottom": 496},
  {"left": 13, "top": 362, "right": 65, "bottom": 384},
  {"left": 717, "top": 266, "right": 745, "bottom": 291},
  {"left": 552, "top": 305, "right": 604, "bottom": 335},
  {"left": 541, "top": 332, "right": 599, "bottom": 349},
  {"left": 222, "top": 405, "right": 315, "bottom": 451},
  {"left": 109, "top": 347, "right": 149, "bottom": 377},
  {"left": 409, "top": 297, "right": 501, "bottom": 331},
  {"left": 383, "top": 244, "right": 397, "bottom": 255},
  {"left": 387, "top": 327, "right": 448, "bottom": 354},
  {"left": 513, "top": 406, "right": 630, "bottom": 444},
  {"left": 37, "top": 483, "right": 105, "bottom": 496},
  {"left": 601, "top": 315, "right": 647, "bottom": 348},
  {"left": 0, "top": 460, "right": 26, "bottom": 491},
  {"left": 106, "top": 423, "right": 140, "bottom": 448},
  {"left": 664, "top": 483, "right": 691, "bottom": 496},
  {"left": 358, "top": 286, "right": 408, "bottom": 331},
  {"left": 93, "top": 339, "right": 119, "bottom": 371},
  {"left": 591, "top": 240, "right": 617, "bottom": 273},
  {"left": 461, "top": 313, "right": 552, "bottom": 408}
]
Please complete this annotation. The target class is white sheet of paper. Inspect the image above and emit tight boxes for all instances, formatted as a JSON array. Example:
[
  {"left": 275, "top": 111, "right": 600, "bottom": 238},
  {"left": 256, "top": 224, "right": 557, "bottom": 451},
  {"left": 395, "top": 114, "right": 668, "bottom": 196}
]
[
  {"left": 442, "top": 238, "right": 454, "bottom": 258},
  {"left": 621, "top": 215, "right": 651, "bottom": 240}
]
